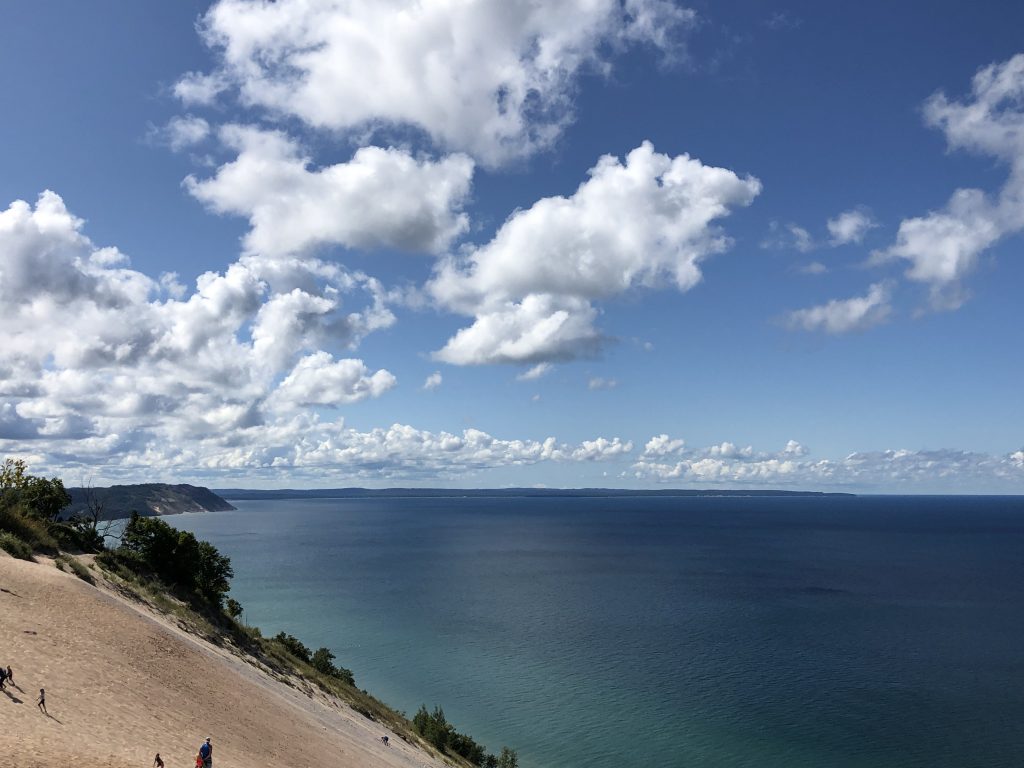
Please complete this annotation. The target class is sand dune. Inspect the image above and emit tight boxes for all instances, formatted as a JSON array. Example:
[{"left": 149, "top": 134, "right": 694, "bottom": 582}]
[{"left": 0, "top": 553, "right": 447, "bottom": 768}]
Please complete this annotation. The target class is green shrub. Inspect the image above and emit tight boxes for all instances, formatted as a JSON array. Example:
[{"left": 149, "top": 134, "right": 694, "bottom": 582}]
[
  {"left": 0, "top": 459, "right": 70, "bottom": 523},
  {"left": 311, "top": 646, "right": 356, "bottom": 686},
  {"left": 0, "top": 531, "right": 34, "bottom": 561},
  {"left": 272, "top": 632, "right": 312, "bottom": 663},
  {"left": 50, "top": 519, "right": 104, "bottom": 553},
  {"left": 0, "top": 502, "right": 58, "bottom": 553},
  {"left": 225, "top": 597, "right": 243, "bottom": 619},
  {"left": 412, "top": 704, "right": 511, "bottom": 766},
  {"left": 55, "top": 554, "right": 95, "bottom": 584},
  {"left": 95, "top": 548, "right": 149, "bottom": 584}
]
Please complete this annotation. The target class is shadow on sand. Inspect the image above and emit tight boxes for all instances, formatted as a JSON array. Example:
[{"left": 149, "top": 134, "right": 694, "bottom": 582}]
[{"left": 2, "top": 688, "right": 23, "bottom": 704}]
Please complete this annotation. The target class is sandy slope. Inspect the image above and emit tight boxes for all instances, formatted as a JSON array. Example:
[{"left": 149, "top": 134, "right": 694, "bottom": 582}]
[{"left": 0, "top": 553, "right": 445, "bottom": 768}]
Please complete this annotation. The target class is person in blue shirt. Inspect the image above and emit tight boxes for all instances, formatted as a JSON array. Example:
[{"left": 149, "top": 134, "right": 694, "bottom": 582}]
[{"left": 198, "top": 737, "right": 213, "bottom": 767}]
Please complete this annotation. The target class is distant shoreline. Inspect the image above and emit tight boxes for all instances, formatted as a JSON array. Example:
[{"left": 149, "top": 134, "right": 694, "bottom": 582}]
[{"left": 214, "top": 487, "right": 855, "bottom": 501}]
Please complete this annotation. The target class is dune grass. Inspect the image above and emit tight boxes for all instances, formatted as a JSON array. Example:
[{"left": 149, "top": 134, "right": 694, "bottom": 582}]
[{"left": 0, "top": 531, "right": 35, "bottom": 561}]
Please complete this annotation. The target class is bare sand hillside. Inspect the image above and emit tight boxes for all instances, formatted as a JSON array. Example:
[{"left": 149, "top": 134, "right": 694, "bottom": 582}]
[{"left": 0, "top": 553, "right": 448, "bottom": 768}]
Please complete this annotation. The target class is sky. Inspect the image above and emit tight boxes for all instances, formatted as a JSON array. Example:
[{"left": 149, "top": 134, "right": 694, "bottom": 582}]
[{"left": 0, "top": 0, "right": 1022, "bottom": 492}]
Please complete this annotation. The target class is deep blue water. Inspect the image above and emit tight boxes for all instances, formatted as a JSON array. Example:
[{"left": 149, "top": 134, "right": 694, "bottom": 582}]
[{"left": 173, "top": 495, "right": 1024, "bottom": 768}]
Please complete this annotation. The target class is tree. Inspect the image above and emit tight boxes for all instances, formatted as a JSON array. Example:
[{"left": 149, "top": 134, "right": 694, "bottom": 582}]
[
  {"left": 67, "top": 480, "right": 120, "bottom": 550},
  {"left": 121, "top": 513, "right": 233, "bottom": 606},
  {"left": 0, "top": 458, "right": 71, "bottom": 522},
  {"left": 225, "top": 598, "right": 243, "bottom": 619},
  {"left": 0, "top": 458, "right": 28, "bottom": 490},
  {"left": 195, "top": 540, "right": 233, "bottom": 606},
  {"left": 311, "top": 646, "right": 336, "bottom": 675},
  {"left": 496, "top": 747, "right": 519, "bottom": 768},
  {"left": 413, "top": 705, "right": 452, "bottom": 750},
  {"left": 413, "top": 705, "right": 430, "bottom": 734},
  {"left": 273, "top": 632, "right": 312, "bottom": 663}
]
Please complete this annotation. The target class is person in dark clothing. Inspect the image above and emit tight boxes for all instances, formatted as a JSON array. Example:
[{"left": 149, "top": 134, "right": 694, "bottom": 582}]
[
  {"left": 153, "top": 753, "right": 164, "bottom": 768},
  {"left": 198, "top": 736, "right": 213, "bottom": 768},
  {"left": 37, "top": 688, "right": 46, "bottom": 714}
]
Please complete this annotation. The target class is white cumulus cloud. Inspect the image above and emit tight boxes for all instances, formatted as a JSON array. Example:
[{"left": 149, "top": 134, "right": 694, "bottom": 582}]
[
  {"left": 270, "top": 352, "right": 397, "bottom": 408},
  {"left": 517, "top": 363, "right": 553, "bottom": 381},
  {"left": 827, "top": 207, "right": 877, "bottom": 245},
  {"left": 430, "top": 142, "right": 761, "bottom": 364},
  {"left": 878, "top": 54, "right": 1024, "bottom": 309},
  {"left": 0, "top": 190, "right": 659, "bottom": 485},
  {"left": 632, "top": 438, "right": 1024, "bottom": 491},
  {"left": 178, "top": 0, "right": 696, "bottom": 166},
  {"left": 0, "top": 190, "right": 397, "bottom": 457},
  {"left": 785, "top": 282, "right": 892, "bottom": 334},
  {"left": 186, "top": 125, "right": 474, "bottom": 257},
  {"left": 643, "top": 434, "right": 685, "bottom": 456},
  {"left": 571, "top": 437, "right": 633, "bottom": 461},
  {"left": 423, "top": 372, "right": 443, "bottom": 391},
  {"left": 150, "top": 115, "right": 212, "bottom": 151}
]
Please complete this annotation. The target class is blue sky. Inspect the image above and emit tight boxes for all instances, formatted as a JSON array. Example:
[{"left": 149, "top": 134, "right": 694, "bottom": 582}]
[{"left": 0, "top": 0, "right": 1021, "bottom": 491}]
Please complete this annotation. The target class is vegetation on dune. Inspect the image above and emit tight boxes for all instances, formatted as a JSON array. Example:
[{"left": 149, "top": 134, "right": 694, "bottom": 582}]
[
  {"left": 1, "top": 456, "right": 518, "bottom": 768},
  {"left": 413, "top": 706, "right": 519, "bottom": 767},
  {"left": 54, "top": 553, "right": 95, "bottom": 583},
  {"left": 0, "top": 530, "right": 35, "bottom": 560},
  {"left": 0, "top": 457, "right": 116, "bottom": 552}
]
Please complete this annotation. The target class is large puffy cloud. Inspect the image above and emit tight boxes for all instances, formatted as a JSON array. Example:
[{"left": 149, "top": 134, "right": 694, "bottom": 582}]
[
  {"left": 0, "top": 190, "right": 645, "bottom": 484},
  {"left": 431, "top": 142, "right": 761, "bottom": 364},
  {"left": 878, "top": 54, "right": 1024, "bottom": 309},
  {"left": 186, "top": 125, "right": 474, "bottom": 257},
  {"left": 434, "top": 295, "right": 602, "bottom": 365},
  {"left": 177, "top": 0, "right": 696, "bottom": 166},
  {"left": 269, "top": 352, "right": 397, "bottom": 408},
  {"left": 0, "top": 191, "right": 397, "bottom": 452},
  {"left": 785, "top": 281, "right": 892, "bottom": 334},
  {"left": 633, "top": 436, "right": 1024, "bottom": 491}
]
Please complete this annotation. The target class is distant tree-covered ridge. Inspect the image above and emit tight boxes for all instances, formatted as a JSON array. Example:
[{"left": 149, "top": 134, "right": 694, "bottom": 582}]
[
  {"left": 217, "top": 487, "right": 853, "bottom": 500},
  {"left": 65, "top": 482, "right": 236, "bottom": 519}
]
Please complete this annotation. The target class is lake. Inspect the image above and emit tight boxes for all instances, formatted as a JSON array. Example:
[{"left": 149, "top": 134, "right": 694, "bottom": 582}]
[{"left": 173, "top": 495, "right": 1024, "bottom": 768}]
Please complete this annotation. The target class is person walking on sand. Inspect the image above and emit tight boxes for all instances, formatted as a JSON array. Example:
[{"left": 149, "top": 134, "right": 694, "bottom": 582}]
[
  {"left": 0, "top": 665, "right": 6, "bottom": 691},
  {"left": 6, "top": 666, "right": 12, "bottom": 687},
  {"left": 153, "top": 752, "right": 164, "bottom": 768},
  {"left": 36, "top": 688, "right": 46, "bottom": 715},
  {"left": 198, "top": 736, "right": 213, "bottom": 768}
]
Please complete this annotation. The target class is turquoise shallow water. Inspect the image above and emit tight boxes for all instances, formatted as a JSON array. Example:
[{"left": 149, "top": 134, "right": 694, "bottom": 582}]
[{"left": 173, "top": 495, "right": 1024, "bottom": 768}]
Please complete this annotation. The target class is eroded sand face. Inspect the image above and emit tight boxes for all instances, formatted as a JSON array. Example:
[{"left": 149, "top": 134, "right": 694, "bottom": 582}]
[{"left": 0, "top": 554, "right": 442, "bottom": 768}]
